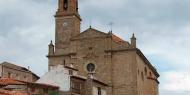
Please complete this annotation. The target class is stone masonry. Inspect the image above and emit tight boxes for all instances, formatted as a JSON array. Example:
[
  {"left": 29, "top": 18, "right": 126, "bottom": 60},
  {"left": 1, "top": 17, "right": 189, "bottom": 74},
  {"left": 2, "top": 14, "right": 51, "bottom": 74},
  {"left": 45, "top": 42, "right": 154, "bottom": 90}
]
[{"left": 47, "top": 0, "right": 160, "bottom": 95}]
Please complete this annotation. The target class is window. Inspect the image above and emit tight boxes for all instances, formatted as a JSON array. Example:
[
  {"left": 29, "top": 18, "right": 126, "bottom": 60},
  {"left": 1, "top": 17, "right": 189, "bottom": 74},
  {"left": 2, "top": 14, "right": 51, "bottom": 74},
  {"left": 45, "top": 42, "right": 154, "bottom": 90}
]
[
  {"left": 31, "top": 88, "right": 35, "bottom": 92},
  {"left": 64, "top": 0, "right": 68, "bottom": 10},
  {"left": 86, "top": 63, "right": 95, "bottom": 72},
  {"left": 150, "top": 72, "right": 152, "bottom": 77},
  {"left": 76, "top": 0, "right": 78, "bottom": 11},
  {"left": 43, "top": 88, "right": 48, "bottom": 93},
  {"left": 63, "top": 60, "right": 66, "bottom": 66},
  {"left": 69, "top": 70, "right": 73, "bottom": 75},
  {"left": 8, "top": 72, "right": 11, "bottom": 78},
  {"left": 141, "top": 72, "right": 144, "bottom": 81},
  {"left": 16, "top": 74, "right": 18, "bottom": 77},
  {"left": 98, "top": 87, "right": 101, "bottom": 95},
  {"left": 89, "top": 47, "right": 93, "bottom": 50},
  {"left": 71, "top": 82, "right": 81, "bottom": 94}
]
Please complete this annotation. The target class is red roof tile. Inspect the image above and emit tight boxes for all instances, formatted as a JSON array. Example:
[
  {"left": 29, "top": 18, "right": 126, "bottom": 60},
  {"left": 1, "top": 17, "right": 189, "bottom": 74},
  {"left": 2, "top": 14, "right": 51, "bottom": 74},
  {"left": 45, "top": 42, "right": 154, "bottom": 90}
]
[
  {"left": 0, "top": 78, "right": 25, "bottom": 85},
  {"left": 0, "top": 89, "right": 27, "bottom": 95},
  {"left": 0, "top": 78, "right": 59, "bottom": 89},
  {"left": 111, "top": 34, "right": 126, "bottom": 44}
]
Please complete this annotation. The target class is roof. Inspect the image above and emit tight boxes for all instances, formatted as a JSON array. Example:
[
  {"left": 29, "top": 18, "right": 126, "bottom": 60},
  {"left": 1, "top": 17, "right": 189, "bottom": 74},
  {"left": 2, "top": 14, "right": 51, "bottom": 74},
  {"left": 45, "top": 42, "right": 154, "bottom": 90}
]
[
  {"left": 72, "top": 27, "right": 129, "bottom": 45},
  {"left": 0, "top": 78, "right": 59, "bottom": 89},
  {"left": 0, "top": 78, "right": 25, "bottom": 85},
  {"left": 71, "top": 75, "right": 108, "bottom": 86},
  {"left": 111, "top": 33, "right": 128, "bottom": 45},
  {"left": 0, "top": 89, "right": 27, "bottom": 95},
  {"left": 27, "top": 82, "right": 59, "bottom": 89},
  {"left": 0, "top": 62, "right": 29, "bottom": 72},
  {"left": 64, "top": 66, "right": 78, "bottom": 71},
  {"left": 71, "top": 28, "right": 108, "bottom": 40},
  {"left": 0, "top": 62, "right": 39, "bottom": 79},
  {"left": 147, "top": 77, "right": 160, "bottom": 84},
  {"left": 136, "top": 49, "right": 160, "bottom": 77}
]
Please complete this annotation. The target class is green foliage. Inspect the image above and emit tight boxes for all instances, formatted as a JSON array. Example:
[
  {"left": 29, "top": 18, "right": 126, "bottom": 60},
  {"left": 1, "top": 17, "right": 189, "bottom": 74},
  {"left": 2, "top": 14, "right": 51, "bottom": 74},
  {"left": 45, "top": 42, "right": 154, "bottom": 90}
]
[{"left": 49, "top": 91, "right": 60, "bottom": 95}]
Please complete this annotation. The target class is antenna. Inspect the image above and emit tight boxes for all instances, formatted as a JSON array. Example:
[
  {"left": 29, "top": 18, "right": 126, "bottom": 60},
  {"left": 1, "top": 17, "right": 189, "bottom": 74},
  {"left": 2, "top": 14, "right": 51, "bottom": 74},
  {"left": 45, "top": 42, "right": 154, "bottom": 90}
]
[{"left": 108, "top": 22, "right": 114, "bottom": 32}]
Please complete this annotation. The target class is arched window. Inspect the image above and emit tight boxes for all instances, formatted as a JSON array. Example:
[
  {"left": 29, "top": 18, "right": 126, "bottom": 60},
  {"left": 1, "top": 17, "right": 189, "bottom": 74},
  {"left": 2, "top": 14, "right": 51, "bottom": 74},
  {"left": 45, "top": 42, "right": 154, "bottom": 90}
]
[
  {"left": 64, "top": 0, "right": 68, "bottom": 10},
  {"left": 141, "top": 72, "right": 144, "bottom": 81},
  {"left": 150, "top": 72, "right": 152, "bottom": 77}
]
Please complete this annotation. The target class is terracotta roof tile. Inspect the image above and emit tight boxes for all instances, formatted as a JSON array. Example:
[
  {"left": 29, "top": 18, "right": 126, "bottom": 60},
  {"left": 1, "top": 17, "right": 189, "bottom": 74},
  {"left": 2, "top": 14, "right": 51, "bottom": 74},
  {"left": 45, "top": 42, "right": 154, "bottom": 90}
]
[
  {"left": 30, "top": 82, "right": 59, "bottom": 89},
  {"left": 0, "top": 78, "right": 59, "bottom": 89},
  {"left": 0, "top": 89, "right": 27, "bottom": 95},
  {"left": 111, "top": 34, "right": 126, "bottom": 44},
  {"left": 0, "top": 78, "right": 25, "bottom": 85}
]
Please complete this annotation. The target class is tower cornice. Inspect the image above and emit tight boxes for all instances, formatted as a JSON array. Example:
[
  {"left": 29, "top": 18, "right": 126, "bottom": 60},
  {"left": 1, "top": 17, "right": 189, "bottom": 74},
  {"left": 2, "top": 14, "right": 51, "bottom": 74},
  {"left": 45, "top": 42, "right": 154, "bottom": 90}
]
[{"left": 55, "top": 12, "right": 82, "bottom": 21}]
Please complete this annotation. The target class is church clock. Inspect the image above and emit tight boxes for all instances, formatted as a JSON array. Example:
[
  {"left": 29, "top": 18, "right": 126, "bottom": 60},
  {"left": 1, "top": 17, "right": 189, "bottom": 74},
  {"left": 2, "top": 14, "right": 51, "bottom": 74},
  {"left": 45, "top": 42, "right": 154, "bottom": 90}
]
[
  {"left": 55, "top": 0, "right": 81, "bottom": 51},
  {"left": 62, "top": 22, "right": 68, "bottom": 27}
]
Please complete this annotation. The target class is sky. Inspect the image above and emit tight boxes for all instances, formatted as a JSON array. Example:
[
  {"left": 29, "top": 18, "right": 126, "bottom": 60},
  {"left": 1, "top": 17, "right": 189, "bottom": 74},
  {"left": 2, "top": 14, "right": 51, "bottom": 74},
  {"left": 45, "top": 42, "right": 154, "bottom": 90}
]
[{"left": 0, "top": 0, "right": 190, "bottom": 95}]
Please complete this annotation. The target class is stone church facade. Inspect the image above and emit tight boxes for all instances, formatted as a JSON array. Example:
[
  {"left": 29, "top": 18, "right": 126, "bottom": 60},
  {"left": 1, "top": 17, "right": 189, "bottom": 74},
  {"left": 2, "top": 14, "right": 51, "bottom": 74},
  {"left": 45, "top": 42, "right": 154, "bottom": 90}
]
[{"left": 47, "top": 0, "right": 160, "bottom": 95}]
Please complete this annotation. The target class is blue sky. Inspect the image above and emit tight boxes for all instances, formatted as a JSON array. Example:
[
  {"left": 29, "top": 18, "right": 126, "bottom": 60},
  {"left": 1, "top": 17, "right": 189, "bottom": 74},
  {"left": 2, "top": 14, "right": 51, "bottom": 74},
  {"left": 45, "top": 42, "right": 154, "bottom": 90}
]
[{"left": 0, "top": 0, "right": 190, "bottom": 95}]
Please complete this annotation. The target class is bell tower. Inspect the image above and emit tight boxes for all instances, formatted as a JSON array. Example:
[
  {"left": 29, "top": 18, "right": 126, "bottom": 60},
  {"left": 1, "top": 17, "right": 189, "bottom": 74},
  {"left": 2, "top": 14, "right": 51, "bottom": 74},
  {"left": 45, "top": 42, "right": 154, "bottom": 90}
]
[{"left": 55, "top": 0, "right": 81, "bottom": 54}]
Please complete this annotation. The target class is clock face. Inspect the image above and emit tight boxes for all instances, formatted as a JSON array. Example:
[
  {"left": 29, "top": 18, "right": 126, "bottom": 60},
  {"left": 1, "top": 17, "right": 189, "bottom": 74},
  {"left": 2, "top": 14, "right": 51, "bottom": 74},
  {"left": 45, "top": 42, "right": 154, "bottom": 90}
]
[
  {"left": 87, "top": 63, "right": 96, "bottom": 72},
  {"left": 63, "top": 22, "right": 68, "bottom": 27}
]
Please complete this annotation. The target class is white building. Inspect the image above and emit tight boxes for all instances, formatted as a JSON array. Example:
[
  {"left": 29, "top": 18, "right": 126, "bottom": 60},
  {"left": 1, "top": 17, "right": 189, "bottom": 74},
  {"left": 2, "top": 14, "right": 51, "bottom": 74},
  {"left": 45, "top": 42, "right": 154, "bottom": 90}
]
[{"left": 37, "top": 64, "right": 107, "bottom": 95}]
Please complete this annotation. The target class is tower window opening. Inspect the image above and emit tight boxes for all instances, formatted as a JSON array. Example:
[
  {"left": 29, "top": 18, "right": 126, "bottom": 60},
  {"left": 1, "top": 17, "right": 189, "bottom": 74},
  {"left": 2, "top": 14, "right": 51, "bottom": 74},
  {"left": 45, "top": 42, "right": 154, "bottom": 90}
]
[
  {"left": 64, "top": 0, "right": 68, "bottom": 10},
  {"left": 76, "top": 0, "right": 78, "bottom": 11}
]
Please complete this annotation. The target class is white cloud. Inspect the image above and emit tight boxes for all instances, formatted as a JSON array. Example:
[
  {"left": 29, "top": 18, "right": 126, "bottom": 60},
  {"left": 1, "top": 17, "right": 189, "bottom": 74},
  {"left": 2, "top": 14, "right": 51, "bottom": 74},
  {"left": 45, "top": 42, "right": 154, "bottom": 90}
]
[
  {"left": 160, "top": 71, "right": 190, "bottom": 95},
  {"left": 0, "top": 0, "right": 190, "bottom": 95},
  {"left": 0, "top": 0, "right": 56, "bottom": 76}
]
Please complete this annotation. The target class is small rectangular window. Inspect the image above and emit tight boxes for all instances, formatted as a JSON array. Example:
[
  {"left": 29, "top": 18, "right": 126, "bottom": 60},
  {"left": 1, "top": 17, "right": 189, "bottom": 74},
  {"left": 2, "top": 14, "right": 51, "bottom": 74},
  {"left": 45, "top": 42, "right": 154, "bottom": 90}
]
[
  {"left": 8, "top": 72, "right": 11, "bottom": 78},
  {"left": 71, "top": 82, "right": 81, "bottom": 94},
  {"left": 43, "top": 88, "right": 48, "bottom": 93},
  {"left": 98, "top": 87, "right": 101, "bottom": 95},
  {"left": 69, "top": 70, "right": 73, "bottom": 75}
]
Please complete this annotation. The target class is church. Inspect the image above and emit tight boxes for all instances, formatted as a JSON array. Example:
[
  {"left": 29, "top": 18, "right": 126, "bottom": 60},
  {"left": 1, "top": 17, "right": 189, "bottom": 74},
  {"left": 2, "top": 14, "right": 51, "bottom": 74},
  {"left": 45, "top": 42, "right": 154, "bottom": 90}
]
[{"left": 40, "top": 0, "right": 160, "bottom": 95}]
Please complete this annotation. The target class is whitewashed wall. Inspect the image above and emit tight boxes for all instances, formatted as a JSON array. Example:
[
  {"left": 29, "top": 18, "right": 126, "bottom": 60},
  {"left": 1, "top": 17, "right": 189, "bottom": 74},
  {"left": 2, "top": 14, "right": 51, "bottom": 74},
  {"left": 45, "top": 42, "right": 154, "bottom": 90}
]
[
  {"left": 101, "top": 89, "right": 107, "bottom": 95},
  {"left": 93, "top": 87, "right": 98, "bottom": 95},
  {"left": 37, "top": 65, "right": 72, "bottom": 91}
]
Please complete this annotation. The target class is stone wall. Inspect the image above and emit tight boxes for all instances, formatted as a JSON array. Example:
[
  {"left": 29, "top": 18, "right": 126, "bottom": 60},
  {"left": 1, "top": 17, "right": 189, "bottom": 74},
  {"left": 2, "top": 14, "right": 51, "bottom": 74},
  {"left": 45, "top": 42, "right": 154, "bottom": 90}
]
[
  {"left": 1, "top": 66, "right": 33, "bottom": 82},
  {"left": 136, "top": 54, "right": 159, "bottom": 95}
]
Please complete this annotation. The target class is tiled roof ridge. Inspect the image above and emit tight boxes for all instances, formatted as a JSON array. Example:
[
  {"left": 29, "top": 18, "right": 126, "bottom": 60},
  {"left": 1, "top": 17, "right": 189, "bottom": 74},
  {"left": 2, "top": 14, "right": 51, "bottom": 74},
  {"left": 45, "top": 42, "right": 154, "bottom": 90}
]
[{"left": 0, "top": 78, "right": 59, "bottom": 88}]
